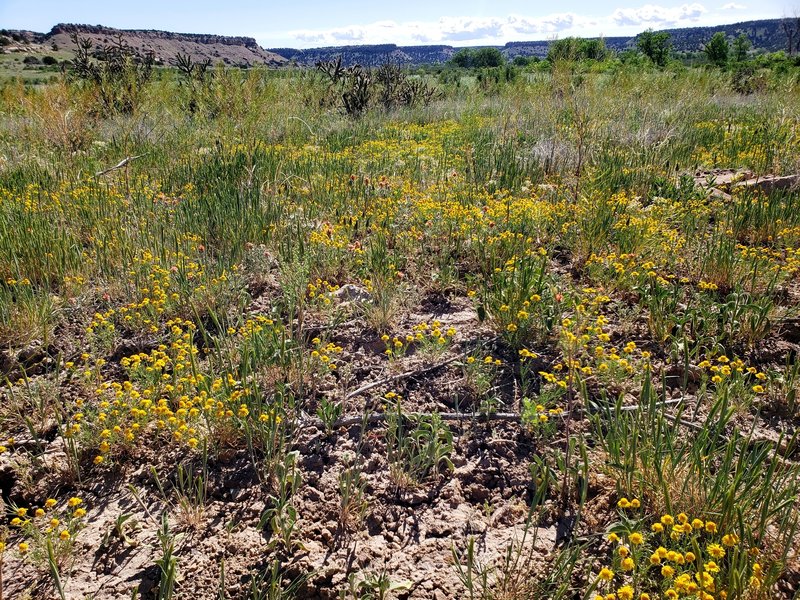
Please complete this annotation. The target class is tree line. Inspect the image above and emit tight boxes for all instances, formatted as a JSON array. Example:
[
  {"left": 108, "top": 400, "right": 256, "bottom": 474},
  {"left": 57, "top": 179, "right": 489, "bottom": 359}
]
[{"left": 445, "top": 17, "right": 800, "bottom": 70}]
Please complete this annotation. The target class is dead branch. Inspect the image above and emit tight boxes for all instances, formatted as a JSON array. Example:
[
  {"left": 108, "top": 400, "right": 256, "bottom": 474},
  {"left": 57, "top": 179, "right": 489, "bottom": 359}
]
[
  {"left": 343, "top": 336, "right": 499, "bottom": 401},
  {"left": 94, "top": 154, "right": 147, "bottom": 177}
]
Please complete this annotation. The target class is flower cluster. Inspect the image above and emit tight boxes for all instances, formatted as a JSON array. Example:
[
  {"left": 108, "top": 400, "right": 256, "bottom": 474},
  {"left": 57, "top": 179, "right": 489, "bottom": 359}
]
[
  {"left": 310, "top": 337, "right": 344, "bottom": 372},
  {"left": 697, "top": 355, "right": 770, "bottom": 396},
  {"left": 593, "top": 500, "right": 764, "bottom": 600},
  {"left": 5, "top": 497, "right": 86, "bottom": 561},
  {"left": 383, "top": 321, "right": 457, "bottom": 359}
]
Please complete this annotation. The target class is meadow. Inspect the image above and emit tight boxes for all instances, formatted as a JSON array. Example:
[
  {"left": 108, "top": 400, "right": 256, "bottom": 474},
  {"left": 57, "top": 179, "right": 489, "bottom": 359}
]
[{"left": 0, "top": 58, "right": 799, "bottom": 599}]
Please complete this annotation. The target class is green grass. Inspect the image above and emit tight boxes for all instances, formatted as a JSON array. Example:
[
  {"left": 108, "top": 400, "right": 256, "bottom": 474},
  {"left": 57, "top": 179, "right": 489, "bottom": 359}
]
[{"left": 0, "top": 60, "right": 799, "bottom": 599}]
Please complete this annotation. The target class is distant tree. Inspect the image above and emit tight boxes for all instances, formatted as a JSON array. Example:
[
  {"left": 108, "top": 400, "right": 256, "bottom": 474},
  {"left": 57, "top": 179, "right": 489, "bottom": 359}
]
[
  {"left": 42, "top": 55, "right": 58, "bottom": 66},
  {"left": 617, "top": 49, "right": 644, "bottom": 64},
  {"left": 579, "top": 38, "right": 609, "bottom": 61},
  {"left": 512, "top": 55, "right": 531, "bottom": 66},
  {"left": 448, "top": 47, "right": 505, "bottom": 68},
  {"left": 732, "top": 33, "right": 751, "bottom": 62},
  {"left": 782, "top": 14, "right": 800, "bottom": 54},
  {"left": 637, "top": 29, "right": 672, "bottom": 66},
  {"left": 548, "top": 38, "right": 580, "bottom": 62},
  {"left": 704, "top": 32, "right": 729, "bottom": 67},
  {"left": 472, "top": 47, "right": 505, "bottom": 67},
  {"left": 449, "top": 48, "right": 474, "bottom": 68},
  {"left": 548, "top": 37, "right": 609, "bottom": 62}
]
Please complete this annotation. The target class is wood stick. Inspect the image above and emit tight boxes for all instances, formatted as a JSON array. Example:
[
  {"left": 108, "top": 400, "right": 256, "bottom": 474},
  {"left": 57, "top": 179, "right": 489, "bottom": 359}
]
[
  {"left": 301, "top": 398, "right": 688, "bottom": 431},
  {"left": 94, "top": 154, "right": 147, "bottom": 177},
  {"left": 343, "top": 336, "right": 498, "bottom": 401}
]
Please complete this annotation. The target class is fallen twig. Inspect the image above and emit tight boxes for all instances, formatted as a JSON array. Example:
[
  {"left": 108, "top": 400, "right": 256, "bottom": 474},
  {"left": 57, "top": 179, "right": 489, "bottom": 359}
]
[
  {"left": 343, "top": 336, "right": 498, "bottom": 401},
  {"left": 299, "top": 398, "right": 688, "bottom": 432},
  {"left": 662, "top": 411, "right": 704, "bottom": 431},
  {"left": 287, "top": 116, "right": 317, "bottom": 138},
  {"left": 336, "top": 411, "right": 519, "bottom": 429},
  {"left": 299, "top": 410, "right": 520, "bottom": 431},
  {"left": 94, "top": 154, "right": 147, "bottom": 177}
]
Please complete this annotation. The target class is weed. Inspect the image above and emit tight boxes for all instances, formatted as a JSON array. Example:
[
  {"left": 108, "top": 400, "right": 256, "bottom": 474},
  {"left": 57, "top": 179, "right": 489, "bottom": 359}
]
[
  {"left": 385, "top": 398, "right": 454, "bottom": 489},
  {"left": 154, "top": 513, "right": 180, "bottom": 600},
  {"left": 260, "top": 451, "right": 302, "bottom": 550}
]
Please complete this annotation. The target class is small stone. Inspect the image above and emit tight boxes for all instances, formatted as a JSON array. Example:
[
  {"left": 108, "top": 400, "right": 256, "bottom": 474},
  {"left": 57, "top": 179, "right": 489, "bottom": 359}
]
[
  {"left": 333, "top": 284, "right": 372, "bottom": 303},
  {"left": 320, "top": 528, "right": 333, "bottom": 544}
]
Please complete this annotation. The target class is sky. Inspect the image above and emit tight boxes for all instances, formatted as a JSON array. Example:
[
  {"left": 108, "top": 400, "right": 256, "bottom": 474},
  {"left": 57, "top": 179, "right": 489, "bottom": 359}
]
[{"left": 0, "top": 0, "right": 792, "bottom": 48}]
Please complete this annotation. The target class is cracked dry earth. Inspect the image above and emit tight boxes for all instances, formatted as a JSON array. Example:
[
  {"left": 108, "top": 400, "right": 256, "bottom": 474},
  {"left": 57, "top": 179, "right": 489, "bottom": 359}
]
[
  {"left": 5, "top": 284, "right": 800, "bottom": 598},
  {"left": 0, "top": 297, "right": 567, "bottom": 600}
]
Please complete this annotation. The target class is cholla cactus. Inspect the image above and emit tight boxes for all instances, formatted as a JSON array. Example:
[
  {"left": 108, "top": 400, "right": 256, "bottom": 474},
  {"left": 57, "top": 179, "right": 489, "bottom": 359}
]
[
  {"left": 68, "top": 32, "right": 154, "bottom": 114},
  {"left": 317, "top": 57, "right": 439, "bottom": 116}
]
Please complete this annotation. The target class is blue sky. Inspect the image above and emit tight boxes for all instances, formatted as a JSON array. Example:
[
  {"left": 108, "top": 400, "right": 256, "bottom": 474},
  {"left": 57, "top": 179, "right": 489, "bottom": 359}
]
[{"left": 0, "top": 0, "right": 789, "bottom": 47}]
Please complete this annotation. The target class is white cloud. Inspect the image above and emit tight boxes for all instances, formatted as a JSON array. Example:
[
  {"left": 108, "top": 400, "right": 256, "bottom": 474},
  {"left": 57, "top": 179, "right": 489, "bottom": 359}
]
[
  {"left": 289, "top": 13, "right": 584, "bottom": 47},
  {"left": 611, "top": 3, "right": 707, "bottom": 26},
  {"left": 257, "top": 2, "right": 780, "bottom": 48}
]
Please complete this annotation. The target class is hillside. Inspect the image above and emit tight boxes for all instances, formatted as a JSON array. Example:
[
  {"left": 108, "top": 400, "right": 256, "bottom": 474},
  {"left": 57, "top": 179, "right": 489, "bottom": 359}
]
[
  {"left": 1, "top": 17, "right": 796, "bottom": 70},
  {"left": 269, "top": 44, "right": 457, "bottom": 67},
  {"left": 268, "top": 18, "right": 795, "bottom": 66},
  {"left": 660, "top": 18, "right": 796, "bottom": 52},
  {"left": 1, "top": 24, "right": 286, "bottom": 67}
]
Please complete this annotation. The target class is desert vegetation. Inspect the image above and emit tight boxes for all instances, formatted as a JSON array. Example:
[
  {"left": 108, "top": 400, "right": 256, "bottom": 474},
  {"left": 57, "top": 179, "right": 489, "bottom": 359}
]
[{"left": 0, "top": 34, "right": 799, "bottom": 600}]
